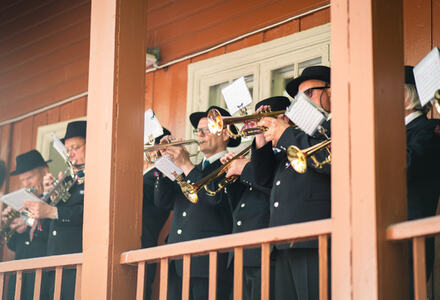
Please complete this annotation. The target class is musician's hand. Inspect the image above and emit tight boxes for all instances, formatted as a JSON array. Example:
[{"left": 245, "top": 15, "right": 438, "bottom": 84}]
[
  {"left": 159, "top": 135, "right": 173, "bottom": 156},
  {"left": 1, "top": 206, "right": 13, "bottom": 223},
  {"left": 10, "top": 218, "right": 27, "bottom": 233},
  {"left": 258, "top": 117, "right": 289, "bottom": 146},
  {"left": 24, "top": 201, "right": 58, "bottom": 220},
  {"left": 220, "top": 152, "right": 236, "bottom": 164},
  {"left": 164, "top": 139, "right": 194, "bottom": 175},
  {"left": 225, "top": 158, "right": 250, "bottom": 178},
  {"left": 43, "top": 173, "right": 56, "bottom": 193}
]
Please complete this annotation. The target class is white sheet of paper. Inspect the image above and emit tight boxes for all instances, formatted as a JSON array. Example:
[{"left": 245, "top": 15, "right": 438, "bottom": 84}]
[
  {"left": 414, "top": 47, "right": 440, "bottom": 106},
  {"left": 144, "top": 109, "right": 164, "bottom": 144},
  {"left": 0, "top": 188, "right": 43, "bottom": 212},
  {"left": 285, "top": 92, "right": 326, "bottom": 136},
  {"left": 221, "top": 77, "right": 253, "bottom": 115},
  {"left": 52, "top": 133, "right": 68, "bottom": 161},
  {"left": 154, "top": 155, "right": 183, "bottom": 181}
]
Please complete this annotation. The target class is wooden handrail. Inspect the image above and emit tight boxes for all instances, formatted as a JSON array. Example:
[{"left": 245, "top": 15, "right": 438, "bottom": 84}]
[
  {"left": 121, "top": 219, "right": 331, "bottom": 264},
  {"left": 386, "top": 215, "right": 440, "bottom": 241},
  {"left": 0, "top": 253, "right": 82, "bottom": 273}
]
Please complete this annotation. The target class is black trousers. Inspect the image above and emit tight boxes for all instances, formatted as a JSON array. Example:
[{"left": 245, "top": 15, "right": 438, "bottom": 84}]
[
  {"left": 7, "top": 271, "right": 50, "bottom": 300},
  {"left": 47, "top": 269, "right": 76, "bottom": 300},
  {"left": 242, "top": 266, "right": 275, "bottom": 300},
  {"left": 144, "top": 263, "right": 157, "bottom": 300},
  {"left": 273, "top": 248, "right": 319, "bottom": 300}
]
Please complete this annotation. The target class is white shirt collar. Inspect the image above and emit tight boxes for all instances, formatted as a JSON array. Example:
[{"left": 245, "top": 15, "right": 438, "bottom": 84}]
[
  {"left": 405, "top": 111, "right": 423, "bottom": 126},
  {"left": 143, "top": 165, "right": 155, "bottom": 176},
  {"left": 202, "top": 150, "right": 228, "bottom": 166}
]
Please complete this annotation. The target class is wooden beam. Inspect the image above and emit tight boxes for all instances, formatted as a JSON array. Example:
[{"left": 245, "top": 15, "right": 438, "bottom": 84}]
[
  {"left": 82, "top": 0, "right": 146, "bottom": 299},
  {"left": 331, "top": 0, "right": 408, "bottom": 299}
]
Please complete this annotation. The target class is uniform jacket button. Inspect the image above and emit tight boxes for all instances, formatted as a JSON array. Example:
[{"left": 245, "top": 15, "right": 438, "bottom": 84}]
[
  {"left": 177, "top": 229, "right": 182, "bottom": 235},
  {"left": 52, "top": 230, "right": 57, "bottom": 236},
  {"left": 237, "top": 221, "right": 242, "bottom": 226},
  {"left": 182, "top": 212, "right": 187, "bottom": 217},
  {"left": 276, "top": 180, "right": 281, "bottom": 186},
  {"left": 25, "top": 241, "right": 30, "bottom": 245},
  {"left": 240, "top": 203, "right": 245, "bottom": 208},
  {"left": 274, "top": 202, "right": 279, "bottom": 208}
]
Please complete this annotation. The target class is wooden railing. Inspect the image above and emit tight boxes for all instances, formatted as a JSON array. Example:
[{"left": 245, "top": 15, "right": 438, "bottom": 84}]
[
  {"left": 387, "top": 215, "right": 440, "bottom": 300},
  {"left": 0, "top": 253, "right": 82, "bottom": 300},
  {"left": 121, "top": 219, "right": 332, "bottom": 300}
]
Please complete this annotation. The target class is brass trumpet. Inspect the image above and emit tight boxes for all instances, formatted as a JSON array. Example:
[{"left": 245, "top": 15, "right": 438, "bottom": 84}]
[
  {"left": 287, "top": 138, "right": 331, "bottom": 173},
  {"left": 144, "top": 139, "right": 200, "bottom": 164},
  {"left": 176, "top": 145, "right": 252, "bottom": 203},
  {"left": 207, "top": 108, "right": 287, "bottom": 138}
]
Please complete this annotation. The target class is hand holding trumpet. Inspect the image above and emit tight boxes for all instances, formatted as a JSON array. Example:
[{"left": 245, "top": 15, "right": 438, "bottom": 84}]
[{"left": 220, "top": 152, "right": 250, "bottom": 178}]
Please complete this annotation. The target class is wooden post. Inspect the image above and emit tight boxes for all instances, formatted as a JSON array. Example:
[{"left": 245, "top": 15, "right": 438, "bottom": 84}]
[
  {"left": 331, "top": 0, "right": 409, "bottom": 299},
  {"left": 82, "top": 0, "right": 146, "bottom": 298}
]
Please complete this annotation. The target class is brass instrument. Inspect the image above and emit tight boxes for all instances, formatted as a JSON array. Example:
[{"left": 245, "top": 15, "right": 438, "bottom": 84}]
[
  {"left": 143, "top": 139, "right": 200, "bottom": 164},
  {"left": 0, "top": 205, "right": 34, "bottom": 243},
  {"left": 434, "top": 89, "right": 440, "bottom": 114},
  {"left": 286, "top": 138, "right": 331, "bottom": 173},
  {"left": 207, "top": 108, "right": 287, "bottom": 138},
  {"left": 176, "top": 145, "right": 252, "bottom": 203}
]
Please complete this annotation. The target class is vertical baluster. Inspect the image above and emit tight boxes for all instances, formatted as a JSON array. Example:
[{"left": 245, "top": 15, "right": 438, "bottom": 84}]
[
  {"left": 14, "top": 271, "right": 22, "bottom": 300},
  {"left": 208, "top": 251, "right": 218, "bottom": 300},
  {"left": 159, "top": 258, "right": 169, "bottom": 300},
  {"left": 261, "top": 243, "right": 270, "bottom": 300},
  {"left": 75, "top": 265, "right": 82, "bottom": 300},
  {"left": 413, "top": 237, "right": 427, "bottom": 300},
  {"left": 136, "top": 262, "right": 145, "bottom": 300},
  {"left": 54, "top": 266, "right": 63, "bottom": 300},
  {"left": 0, "top": 273, "right": 4, "bottom": 299},
  {"left": 33, "top": 269, "right": 42, "bottom": 299},
  {"left": 234, "top": 247, "right": 243, "bottom": 300},
  {"left": 319, "top": 235, "right": 328, "bottom": 300},
  {"left": 182, "top": 254, "right": 191, "bottom": 300}
]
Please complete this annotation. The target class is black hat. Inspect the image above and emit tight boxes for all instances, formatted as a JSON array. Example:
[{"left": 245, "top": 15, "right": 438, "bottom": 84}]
[
  {"left": 10, "top": 150, "right": 50, "bottom": 176},
  {"left": 0, "top": 160, "right": 6, "bottom": 189},
  {"left": 286, "top": 65, "right": 331, "bottom": 98},
  {"left": 189, "top": 105, "right": 241, "bottom": 147},
  {"left": 405, "top": 65, "right": 415, "bottom": 85},
  {"left": 154, "top": 127, "right": 171, "bottom": 144},
  {"left": 255, "top": 96, "right": 291, "bottom": 112},
  {"left": 62, "top": 121, "right": 87, "bottom": 143}
]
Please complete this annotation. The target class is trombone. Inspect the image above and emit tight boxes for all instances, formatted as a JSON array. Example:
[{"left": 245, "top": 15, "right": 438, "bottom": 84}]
[
  {"left": 176, "top": 145, "right": 252, "bottom": 203},
  {"left": 207, "top": 108, "right": 287, "bottom": 138},
  {"left": 144, "top": 139, "right": 200, "bottom": 164},
  {"left": 286, "top": 138, "right": 331, "bottom": 173}
]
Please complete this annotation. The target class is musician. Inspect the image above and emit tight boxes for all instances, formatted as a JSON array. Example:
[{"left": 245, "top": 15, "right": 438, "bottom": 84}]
[
  {"left": 142, "top": 128, "right": 172, "bottom": 300},
  {"left": 25, "top": 120, "right": 86, "bottom": 300},
  {"left": 154, "top": 106, "right": 240, "bottom": 300},
  {"left": 404, "top": 66, "right": 440, "bottom": 298},
  {"left": 5, "top": 150, "right": 50, "bottom": 299},
  {"left": 222, "top": 96, "right": 291, "bottom": 300},
  {"left": 252, "top": 66, "right": 331, "bottom": 300}
]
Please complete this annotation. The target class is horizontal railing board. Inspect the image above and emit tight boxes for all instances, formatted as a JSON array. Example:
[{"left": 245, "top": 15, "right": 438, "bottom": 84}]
[
  {"left": 386, "top": 215, "right": 440, "bottom": 241},
  {"left": 0, "top": 253, "right": 82, "bottom": 273},
  {"left": 121, "top": 219, "right": 331, "bottom": 264}
]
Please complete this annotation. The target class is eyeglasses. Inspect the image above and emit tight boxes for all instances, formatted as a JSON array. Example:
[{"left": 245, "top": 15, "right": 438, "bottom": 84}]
[
  {"left": 193, "top": 127, "right": 211, "bottom": 136},
  {"left": 66, "top": 144, "right": 85, "bottom": 154},
  {"left": 303, "top": 86, "right": 329, "bottom": 98}
]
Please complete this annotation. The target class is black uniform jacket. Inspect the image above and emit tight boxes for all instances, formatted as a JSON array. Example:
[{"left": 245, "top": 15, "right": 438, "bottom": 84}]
[
  {"left": 142, "top": 168, "right": 170, "bottom": 248},
  {"left": 155, "top": 159, "right": 233, "bottom": 278},
  {"left": 406, "top": 115, "right": 440, "bottom": 220},
  {"left": 252, "top": 123, "right": 331, "bottom": 248},
  {"left": 7, "top": 220, "right": 49, "bottom": 259},
  {"left": 227, "top": 162, "right": 271, "bottom": 268},
  {"left": 47, "top": 182, "right": 84, "bottom": 255}
]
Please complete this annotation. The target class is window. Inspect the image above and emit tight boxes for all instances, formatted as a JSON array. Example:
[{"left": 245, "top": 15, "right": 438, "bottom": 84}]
[{"left": 186, "top": 23, "right": 331, "bottom": 142}]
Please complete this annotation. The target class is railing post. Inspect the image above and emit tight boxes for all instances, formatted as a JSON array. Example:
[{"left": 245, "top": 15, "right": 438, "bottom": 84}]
[
  {"left": 261, "top": 243, "right": 270, "bottom": 300},
  {"left": 209, "top": 251, "right": 218, "bottom": 300},
  {"left": 412, "top": 237, "right": 427, "bottom": 300}
]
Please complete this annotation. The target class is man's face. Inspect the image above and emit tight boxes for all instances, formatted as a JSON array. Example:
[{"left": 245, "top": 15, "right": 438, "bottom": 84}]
[
  {"left": 197, "top": 118, "right": 228, "bottom": 158},
  {"left": 18, "top": 167, "right": 47, "bottom": 195},
  {"left": 298, "top": 79, "right": 331, "bottom": 112},
  {"left": 65, "top": 137, "right": 86, "bottom": 165}
]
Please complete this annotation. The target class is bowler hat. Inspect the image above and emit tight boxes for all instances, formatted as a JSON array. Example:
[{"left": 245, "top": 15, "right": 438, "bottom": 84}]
[
  {"left": 255, "top": 96, "right": 291, "bottom": 112},
  {"left": 62, "top": 121, "right": 87, "bottom": 143},
  {"left": 405, "top": 65, "right": 416, "bottom": 85},
  {"left": 189, "top": 106, "right": 241, "bottom": 147},
  {"left": 0, "top": 160, "right": 5, "bottom": 189},
  {"left": 10, "top": 150, "right": 50, "bottom": 176},
  {"left": 155, "top": 127, "right": 171, "bottom": 144},
  {"left": 286, "top": 66, "right": 331, "bottom": 98}
]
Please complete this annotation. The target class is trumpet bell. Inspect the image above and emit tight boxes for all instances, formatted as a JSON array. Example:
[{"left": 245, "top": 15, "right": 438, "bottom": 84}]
[
  {"left": 287, "top": 145, "right": 308, "bottom": 173},
  {"left": 207, "top": 108, "right": 224, "bottom": 135}
]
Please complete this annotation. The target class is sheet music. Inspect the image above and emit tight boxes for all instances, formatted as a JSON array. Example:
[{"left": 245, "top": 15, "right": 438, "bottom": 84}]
[
  {"left": 221, "top": 77, "right": 253, "bottom": 115},
  {"left": 144, "top": 109, "right": 164, "bottom": 144},
  {"left": 0, "top": 188, "right": 43, "bottom": 212},
  {"left": 414, "top": 47, "right": 440, "bottom": 106},
  {"left": 154, "top": 155, "right": 183, "bottom": 181},
  {"left": 52, "top": 133, "right": 68, "bottom": 161},
  {"left": 285, "top": 92, "right": 326, "bottom": 136}
]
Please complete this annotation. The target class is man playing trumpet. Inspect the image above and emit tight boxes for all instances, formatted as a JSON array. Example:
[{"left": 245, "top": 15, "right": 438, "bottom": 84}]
[{"left": 154, "top": 106, "right": 240, "bottom": 300}]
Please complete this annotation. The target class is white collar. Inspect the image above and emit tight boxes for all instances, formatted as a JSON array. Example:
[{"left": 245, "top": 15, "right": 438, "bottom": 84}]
[
  {"left": 203, "top": 150, "right": 228, "bottom": 165},
  {"left": 405, "top": 111, "right": 423, "bottom": 126},
  {"left": 143, "top": 165, "right": 155, "bottom": 176}
]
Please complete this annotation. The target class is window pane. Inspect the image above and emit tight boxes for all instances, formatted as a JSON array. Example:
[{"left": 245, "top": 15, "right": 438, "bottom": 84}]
[
  {"left": 298, "top": 57, "right": 322, "bottom": 74},
  {"left": 208, "top": 81, "right": 229, "bottom": 108},
  {"left": 270, "top": 64, "right": 294, "bottom": 96}
]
